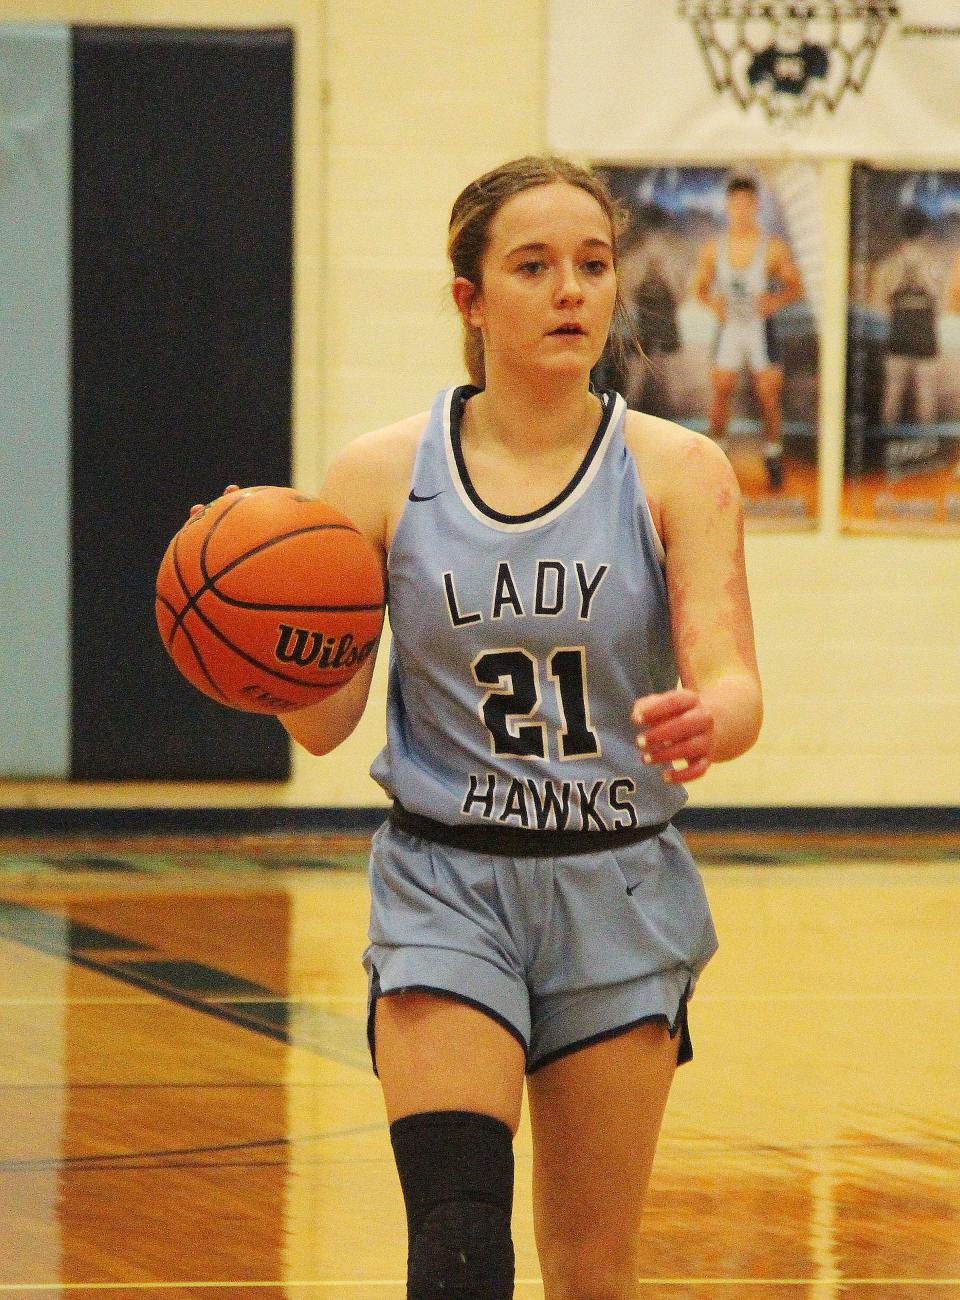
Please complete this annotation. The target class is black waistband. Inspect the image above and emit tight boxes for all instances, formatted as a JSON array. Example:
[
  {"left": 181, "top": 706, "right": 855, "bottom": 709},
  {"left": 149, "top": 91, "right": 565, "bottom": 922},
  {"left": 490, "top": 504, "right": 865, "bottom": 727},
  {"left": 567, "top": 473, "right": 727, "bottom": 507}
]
[{"left": 389, "top": 801, "right": 670, "bottom": 858}]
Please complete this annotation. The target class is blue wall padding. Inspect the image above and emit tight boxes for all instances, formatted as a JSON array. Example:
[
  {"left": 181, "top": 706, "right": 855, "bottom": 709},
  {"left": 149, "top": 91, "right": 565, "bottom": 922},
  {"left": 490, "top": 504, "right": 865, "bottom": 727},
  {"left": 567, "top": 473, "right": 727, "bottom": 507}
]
[{"left": 0, "top": 25, "right": 72, "bottom": 777}]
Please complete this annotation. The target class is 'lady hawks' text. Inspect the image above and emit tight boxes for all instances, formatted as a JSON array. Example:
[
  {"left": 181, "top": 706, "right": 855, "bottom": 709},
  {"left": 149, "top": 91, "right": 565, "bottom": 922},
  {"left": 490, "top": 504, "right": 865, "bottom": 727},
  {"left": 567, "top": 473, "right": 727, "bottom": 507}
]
[
  {"left": 463, "top": 772, "right": 644, "bottom": 831},
  {"left": 443, "top": 560, "right": 608, "bottom": 626}
]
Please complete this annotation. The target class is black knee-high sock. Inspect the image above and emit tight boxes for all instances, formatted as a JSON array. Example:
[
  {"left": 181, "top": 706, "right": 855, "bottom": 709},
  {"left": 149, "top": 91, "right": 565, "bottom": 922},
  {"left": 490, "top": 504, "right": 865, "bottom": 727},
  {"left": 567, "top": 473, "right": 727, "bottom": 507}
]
[{"left": 389, "top": 1110, "right": 515, "bottom": 1299}]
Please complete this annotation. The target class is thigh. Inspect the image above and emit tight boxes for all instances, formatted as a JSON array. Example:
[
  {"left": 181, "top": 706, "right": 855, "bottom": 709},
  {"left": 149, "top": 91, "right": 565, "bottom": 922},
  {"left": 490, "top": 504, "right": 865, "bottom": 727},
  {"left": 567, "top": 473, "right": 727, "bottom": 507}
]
[
  {"left": 883, "top": 354, "right": 910, "bottom": 413},
  {"left": 527, "top": 1021, "right": 679, "bottom": 1298},
  {"left": 375, "top": 990, "right": 527, "bottom": 1133},
  {"left": 753, "top": 362, "right": 783, "bottom": 402},
  {"left": 914, "top": 358, "right": 939, "bottom": 423},
  {"left": 711, "top": 351, "right": 739, "bottom": 389}
]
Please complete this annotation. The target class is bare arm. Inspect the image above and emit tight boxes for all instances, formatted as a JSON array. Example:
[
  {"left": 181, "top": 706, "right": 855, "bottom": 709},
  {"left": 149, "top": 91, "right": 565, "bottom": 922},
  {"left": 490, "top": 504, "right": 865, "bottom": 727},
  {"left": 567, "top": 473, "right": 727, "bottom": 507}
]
[
  {"left": 632, "top": 434, "right": 763, "bottom": 783},
  {"left": 759, "top": 236, "right": 803, "bottom": 317},
  {"left": 692, "top": 238, "right": 724, "bottom": 318},
  {"left": 279, "top": 631, "right": 381, "bottom": 756},
  {"left": 947, "top": 251, "right": 960, "bottom": 313},
  {"left": 278, "top": 419, "right": 421, "bottom": 756},
  {"left": 867, "top": 255, "right": 894, "bottom": 314}
]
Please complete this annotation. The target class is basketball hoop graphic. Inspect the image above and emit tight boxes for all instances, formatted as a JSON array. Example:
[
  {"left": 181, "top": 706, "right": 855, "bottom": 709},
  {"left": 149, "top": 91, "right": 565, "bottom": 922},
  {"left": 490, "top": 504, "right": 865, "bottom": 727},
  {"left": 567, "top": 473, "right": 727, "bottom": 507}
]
[{"left": 678, "top": 2, "right": 900, "bottom": 126}]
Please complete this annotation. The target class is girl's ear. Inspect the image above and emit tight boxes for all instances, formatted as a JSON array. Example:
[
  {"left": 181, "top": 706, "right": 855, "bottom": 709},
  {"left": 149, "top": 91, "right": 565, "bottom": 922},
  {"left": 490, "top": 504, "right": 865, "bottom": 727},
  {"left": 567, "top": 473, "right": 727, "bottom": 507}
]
[{"left": 452, "top": 276, "right": 482, "bottom": 329}]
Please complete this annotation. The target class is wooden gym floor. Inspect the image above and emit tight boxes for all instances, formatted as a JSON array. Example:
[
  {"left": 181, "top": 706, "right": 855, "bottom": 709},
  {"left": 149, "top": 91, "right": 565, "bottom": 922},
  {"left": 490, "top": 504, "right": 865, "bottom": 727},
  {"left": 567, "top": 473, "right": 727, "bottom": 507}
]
[{"left": 0, "top": 828, "right": 958, "bottom": 1297}]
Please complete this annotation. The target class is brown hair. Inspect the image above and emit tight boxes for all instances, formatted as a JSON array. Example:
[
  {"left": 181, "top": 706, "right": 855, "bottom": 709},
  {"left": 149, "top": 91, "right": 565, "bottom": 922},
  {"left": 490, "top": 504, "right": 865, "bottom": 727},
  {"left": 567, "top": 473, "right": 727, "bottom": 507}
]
[{"left": 447, "top": 155, "right": 639, "bottom": 388}]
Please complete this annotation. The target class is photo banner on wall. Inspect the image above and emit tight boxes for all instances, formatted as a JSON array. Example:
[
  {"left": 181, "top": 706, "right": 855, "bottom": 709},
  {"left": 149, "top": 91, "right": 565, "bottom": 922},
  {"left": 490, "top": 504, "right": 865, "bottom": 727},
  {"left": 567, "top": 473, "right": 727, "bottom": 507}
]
[
  {"left": 593, "top": 162, "right": 822, "bottom": 529},
  {"left": 844, "top": 164, "right": 960, "bottom": 535},
  {"left": 548, "top": 2, "right": 960, "bottom": 159}
]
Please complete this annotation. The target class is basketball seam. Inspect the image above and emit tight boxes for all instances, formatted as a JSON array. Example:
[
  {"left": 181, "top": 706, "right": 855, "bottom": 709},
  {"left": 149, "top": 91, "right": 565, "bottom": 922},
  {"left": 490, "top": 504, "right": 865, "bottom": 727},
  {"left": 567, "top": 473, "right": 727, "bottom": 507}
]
[
  {"left": 197, "top": 511, "right": 374, "bottom": 608},
  {"left": 155, "top": 591, "right": 230, "bottom": 702},
  {"left": 168, "top": 530, "right": 200, "bottom": 649},
  {"left": 211, "top": 598, "right": 384, "bottom": 612},
  {"left": 201, "top": 521, "right": 364, "bottom": 587},
  {"left": 198, "top": 492, "right": 358, "bottom": 590},
  {"left": 167, "top": 592, "right": 366, "bottom": 691},
  {"left": 159, "top": 492, "right": 382, "bottom": 701},
  {"left": 171, "top": 497, "right": 376, "bottom": 638}
]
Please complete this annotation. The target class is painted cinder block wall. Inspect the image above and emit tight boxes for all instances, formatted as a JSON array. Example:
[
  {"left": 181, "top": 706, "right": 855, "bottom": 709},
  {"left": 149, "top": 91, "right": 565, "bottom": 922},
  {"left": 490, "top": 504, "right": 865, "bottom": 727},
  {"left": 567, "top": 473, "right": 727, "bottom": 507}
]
[{"left": 1, "top": 0, "right": 956, "bottom": 813}]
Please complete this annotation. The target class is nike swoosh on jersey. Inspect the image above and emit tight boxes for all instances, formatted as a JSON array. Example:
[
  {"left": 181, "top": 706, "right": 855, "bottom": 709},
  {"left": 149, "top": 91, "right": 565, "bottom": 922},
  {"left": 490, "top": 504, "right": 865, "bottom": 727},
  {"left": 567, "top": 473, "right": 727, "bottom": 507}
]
[{"left": 408, "top": 489, "right": 443, "bottom": 502}]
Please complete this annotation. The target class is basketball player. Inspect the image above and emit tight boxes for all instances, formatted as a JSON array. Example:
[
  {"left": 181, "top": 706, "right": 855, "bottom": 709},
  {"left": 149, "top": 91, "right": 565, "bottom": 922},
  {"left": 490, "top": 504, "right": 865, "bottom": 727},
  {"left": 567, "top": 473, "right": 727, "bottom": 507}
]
[
  {"left": 693, "top": 173, "right": 803, "bottom": 491},
  {"left": 869, "top": 206, "right": 946, "bottom": 478},
  {"left": 870, "top": 207, "right": 941, "bottom": 429},
  {"left": 949, "top": 245, "right": 960, "bottom": 477},
  {"left": 276, "top": 157, "right": 762, "bottom": 1299},
  {"left": 618, "top": 203, "right": 688, "bottom": 417}
]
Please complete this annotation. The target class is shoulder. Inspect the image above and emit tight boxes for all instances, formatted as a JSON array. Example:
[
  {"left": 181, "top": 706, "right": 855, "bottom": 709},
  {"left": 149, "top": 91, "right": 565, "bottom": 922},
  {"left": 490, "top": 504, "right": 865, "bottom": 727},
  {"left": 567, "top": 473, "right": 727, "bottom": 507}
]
[
  {"left": 327, "top": 411, "right": 428, "bottom": 478},
  {"left": 320, "top": 410, "right": 430, "bottom": 552},
  {"left": 623, "top": 409, "right": 740, "bottom": 544},
  {"left": 623, "top": 408, "right": 726, "bottom": 477},
  {"left": 623, "top": 407, "right": 695, "bottom": 457}
]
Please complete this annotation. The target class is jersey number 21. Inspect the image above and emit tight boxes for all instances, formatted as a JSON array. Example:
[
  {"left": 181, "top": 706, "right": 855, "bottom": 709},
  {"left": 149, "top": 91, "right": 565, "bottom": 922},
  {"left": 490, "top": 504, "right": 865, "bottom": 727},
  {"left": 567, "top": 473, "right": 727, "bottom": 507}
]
[{"left": 472, "top": 648, "right": 599, "bottom": 760}]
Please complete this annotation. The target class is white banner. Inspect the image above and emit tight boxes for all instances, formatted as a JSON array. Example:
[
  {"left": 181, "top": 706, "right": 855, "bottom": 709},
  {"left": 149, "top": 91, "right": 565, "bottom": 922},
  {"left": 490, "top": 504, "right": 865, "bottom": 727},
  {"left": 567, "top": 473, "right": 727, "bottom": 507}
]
[{"left": 547, "top": 2, "right": 960, "bottom": 160}]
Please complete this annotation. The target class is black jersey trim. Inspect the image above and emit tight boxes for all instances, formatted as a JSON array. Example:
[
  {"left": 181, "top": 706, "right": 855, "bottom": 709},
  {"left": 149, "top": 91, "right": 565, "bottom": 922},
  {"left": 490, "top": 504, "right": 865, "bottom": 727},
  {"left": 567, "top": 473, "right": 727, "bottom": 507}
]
[{"left": 447, "top": 385, "right": 618, "bottom": 526}]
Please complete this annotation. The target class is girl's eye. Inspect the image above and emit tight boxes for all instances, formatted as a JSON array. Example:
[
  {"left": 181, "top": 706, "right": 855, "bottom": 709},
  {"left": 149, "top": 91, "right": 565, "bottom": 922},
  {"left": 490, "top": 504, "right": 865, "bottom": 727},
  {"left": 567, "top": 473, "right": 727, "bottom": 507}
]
[
  {"left": 583, "top": 259, "right": 611, "bottom": 275},
  {"left": 518, "top": 261, "right": 546, "bottom": 275}
]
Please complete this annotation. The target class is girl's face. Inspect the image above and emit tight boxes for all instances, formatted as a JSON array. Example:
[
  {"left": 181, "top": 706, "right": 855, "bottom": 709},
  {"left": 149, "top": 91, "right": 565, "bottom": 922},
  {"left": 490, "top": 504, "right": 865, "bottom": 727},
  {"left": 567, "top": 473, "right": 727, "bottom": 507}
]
[{"left": 456, "top": 181, "right": 617, "bottom": 384}]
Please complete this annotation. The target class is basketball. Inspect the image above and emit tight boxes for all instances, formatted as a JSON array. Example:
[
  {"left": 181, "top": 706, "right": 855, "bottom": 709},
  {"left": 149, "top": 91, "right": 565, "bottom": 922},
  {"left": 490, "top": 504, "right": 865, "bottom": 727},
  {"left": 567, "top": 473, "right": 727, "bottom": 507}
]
[{"left": 155, "top": 486, "right": 385, "bottom": 714}]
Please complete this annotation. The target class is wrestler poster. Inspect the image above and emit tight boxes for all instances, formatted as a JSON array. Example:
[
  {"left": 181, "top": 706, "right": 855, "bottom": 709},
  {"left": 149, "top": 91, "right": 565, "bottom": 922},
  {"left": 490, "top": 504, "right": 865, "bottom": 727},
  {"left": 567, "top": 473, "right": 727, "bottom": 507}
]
[
  {"left": 593, "top": 163, "right": 822, "bottom": 528},
  {"left": 845, "top": 164, "right": 960, "bottom": 535}
]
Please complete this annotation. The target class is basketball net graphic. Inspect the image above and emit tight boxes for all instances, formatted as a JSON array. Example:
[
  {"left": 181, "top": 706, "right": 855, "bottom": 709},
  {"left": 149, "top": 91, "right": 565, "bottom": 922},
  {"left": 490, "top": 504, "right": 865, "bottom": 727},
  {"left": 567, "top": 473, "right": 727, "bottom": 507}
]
[{"left": 678, "top": 2, "right": 900, "bottom": 127}]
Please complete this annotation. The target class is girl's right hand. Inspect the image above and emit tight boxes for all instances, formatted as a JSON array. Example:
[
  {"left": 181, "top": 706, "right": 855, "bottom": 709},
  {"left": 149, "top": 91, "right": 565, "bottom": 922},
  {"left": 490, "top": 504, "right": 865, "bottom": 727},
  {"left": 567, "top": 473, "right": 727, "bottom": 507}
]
[{"left": 189, "top": 483, "right": 240, "bottom": 519}]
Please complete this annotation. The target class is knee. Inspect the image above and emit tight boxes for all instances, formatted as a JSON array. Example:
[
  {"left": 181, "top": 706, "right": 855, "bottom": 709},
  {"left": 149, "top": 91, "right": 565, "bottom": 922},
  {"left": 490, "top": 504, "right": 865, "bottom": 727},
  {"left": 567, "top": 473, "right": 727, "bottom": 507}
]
[
  {"left": 541, "top": 1241, "right": 639, "bottom": 1300},
  {"left": 391, "top": 1110, "right": 516, "bottom": 1300},
  {"left": 409, "top": 1200, "right": 514, "bottom": 1299},
  {"left": 755, "top": 370, "right": 782, "bottom": 401},
  {"left": 544, "top": 1264, "right": 638, "bottom": 1300}
]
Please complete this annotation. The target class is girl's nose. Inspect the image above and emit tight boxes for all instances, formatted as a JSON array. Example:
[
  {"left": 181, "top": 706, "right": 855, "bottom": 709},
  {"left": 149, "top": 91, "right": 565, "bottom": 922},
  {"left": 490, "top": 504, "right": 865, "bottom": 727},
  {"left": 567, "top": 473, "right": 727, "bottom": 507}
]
[{"left": 555, "top": 264, "right": 585, "bottom": 305}]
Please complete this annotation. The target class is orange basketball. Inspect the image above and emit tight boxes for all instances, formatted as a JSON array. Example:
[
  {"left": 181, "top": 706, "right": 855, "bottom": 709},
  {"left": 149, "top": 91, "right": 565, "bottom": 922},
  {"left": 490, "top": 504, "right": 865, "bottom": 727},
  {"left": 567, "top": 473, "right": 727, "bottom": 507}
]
[{"left": 155, "top": 486, "right": 385, "bottom": 714}]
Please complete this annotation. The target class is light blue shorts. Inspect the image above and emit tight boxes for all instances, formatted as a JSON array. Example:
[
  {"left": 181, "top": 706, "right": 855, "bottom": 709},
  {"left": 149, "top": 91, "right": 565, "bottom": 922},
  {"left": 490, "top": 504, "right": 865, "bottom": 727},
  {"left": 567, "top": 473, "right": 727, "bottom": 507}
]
[{"left": 362, "top": 819, "right": 718, "bottom": 1074}]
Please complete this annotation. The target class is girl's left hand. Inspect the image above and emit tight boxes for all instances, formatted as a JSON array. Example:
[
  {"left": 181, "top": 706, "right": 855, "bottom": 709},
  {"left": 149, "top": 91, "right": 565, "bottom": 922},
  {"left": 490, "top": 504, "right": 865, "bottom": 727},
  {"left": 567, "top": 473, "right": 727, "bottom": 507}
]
[
  {"left": 631, "top": 688, "right": 715, "bottom": 783},
  {"left": 188, "top": 484, "right": 240, "bottom": 519}
]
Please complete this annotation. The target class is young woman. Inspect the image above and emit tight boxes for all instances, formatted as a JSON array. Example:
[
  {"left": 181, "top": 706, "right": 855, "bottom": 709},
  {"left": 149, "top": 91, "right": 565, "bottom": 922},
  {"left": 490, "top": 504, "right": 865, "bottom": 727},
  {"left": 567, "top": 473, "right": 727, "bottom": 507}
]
[{"left": 284, "top": 155, "right": 762, "bottom": 1299}]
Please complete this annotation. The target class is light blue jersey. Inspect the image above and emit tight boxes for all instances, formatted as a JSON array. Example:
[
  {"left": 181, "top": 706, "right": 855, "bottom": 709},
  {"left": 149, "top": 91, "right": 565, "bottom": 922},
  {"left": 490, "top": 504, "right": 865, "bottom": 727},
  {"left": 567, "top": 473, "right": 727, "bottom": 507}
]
[{"left": 370, "top": 385, "right": 687, "bottom": 834}]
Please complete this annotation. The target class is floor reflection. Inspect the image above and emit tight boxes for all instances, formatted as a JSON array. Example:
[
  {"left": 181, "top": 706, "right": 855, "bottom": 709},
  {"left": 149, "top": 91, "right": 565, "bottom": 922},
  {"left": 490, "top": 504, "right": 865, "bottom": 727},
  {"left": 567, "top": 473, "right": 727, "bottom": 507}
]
[{"left": 0, "top": 846, "right": 955, "bottom": 1294}]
